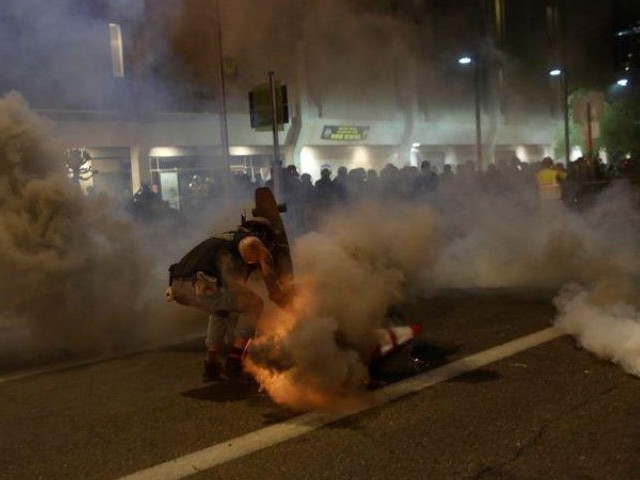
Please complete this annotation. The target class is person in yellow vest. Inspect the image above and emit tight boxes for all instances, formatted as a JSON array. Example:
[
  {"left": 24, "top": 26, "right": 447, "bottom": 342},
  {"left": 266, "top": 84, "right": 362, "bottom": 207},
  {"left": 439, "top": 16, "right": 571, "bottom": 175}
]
[{"left": 536, "top": 156, "right": 565, "bottom": 201}]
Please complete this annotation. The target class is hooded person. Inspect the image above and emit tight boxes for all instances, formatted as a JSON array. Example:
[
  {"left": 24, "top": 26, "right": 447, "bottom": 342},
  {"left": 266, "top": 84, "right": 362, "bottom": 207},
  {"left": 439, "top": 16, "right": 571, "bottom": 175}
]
[{"left": 166, "top": 216, "right": 293, "bottom": 381}]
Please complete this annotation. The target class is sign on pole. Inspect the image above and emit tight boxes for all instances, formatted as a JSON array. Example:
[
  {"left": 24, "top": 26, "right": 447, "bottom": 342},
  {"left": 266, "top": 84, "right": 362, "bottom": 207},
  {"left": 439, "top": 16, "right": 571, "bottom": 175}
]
[
  {"left": 248, "top": 82, "right": 289, "bottom": 131},
  {"left": 571, "top": 91, "right": 604, "bottom": 126},
  {"left": 572, "top": 90, "right": 604, "bottom": 156}
]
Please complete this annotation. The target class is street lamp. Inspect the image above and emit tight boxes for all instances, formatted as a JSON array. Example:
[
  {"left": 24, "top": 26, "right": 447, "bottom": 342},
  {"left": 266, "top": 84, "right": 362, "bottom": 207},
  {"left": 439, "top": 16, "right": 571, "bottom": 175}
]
[
  {"left": 549, "top": 67, "right": 570, "bottom": 164},
  {"left": 458, "top": 55, "right": 483, "bottom": 169}
]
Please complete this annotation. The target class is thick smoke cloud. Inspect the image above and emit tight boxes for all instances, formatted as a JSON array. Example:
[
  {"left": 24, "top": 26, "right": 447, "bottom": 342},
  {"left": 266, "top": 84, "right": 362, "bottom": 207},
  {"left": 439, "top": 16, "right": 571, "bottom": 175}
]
[
  {"left": 247, "top": 176, "right": 640, "bottom": 411},
  {"left": 0, "top": 92, "right": 199, "bottom": 362},
  {"left": 554, "top": 282, "right": 640, "bottom": 376},
  {"left": 246, "top": 201, "right": 443, "bottom": 411},
  {"left": 2, "top": 0, "right": 639, "bottom": 414},
  {"left": 0, "top": 1, "right": 117, "bottom": 109}
]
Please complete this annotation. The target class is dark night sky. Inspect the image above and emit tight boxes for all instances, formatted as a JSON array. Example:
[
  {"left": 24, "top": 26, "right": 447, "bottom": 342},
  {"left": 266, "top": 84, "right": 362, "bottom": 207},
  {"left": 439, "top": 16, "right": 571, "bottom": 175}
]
[{"left": 613, "top": 0, "right": 640, "bottom": 30}]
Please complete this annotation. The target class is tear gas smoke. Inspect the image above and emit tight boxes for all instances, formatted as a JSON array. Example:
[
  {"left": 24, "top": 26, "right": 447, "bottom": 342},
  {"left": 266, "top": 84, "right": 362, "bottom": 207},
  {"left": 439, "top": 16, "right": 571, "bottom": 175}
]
[
  {"left": 2, "top": 88, "right": 640, "bottom": 410},
  {"left": 244, "top": 201, "right": 443, "bottom": 412},
  {"left": 248, "top": 175, "right": 640, "bottom": 412},
  {"left": 0, "top": 92, "right": 208, "bottom": 364},
  {"left": 4, "top": 0, "right": 637, "bottom": 413},
  {"left": 555, "top": 282, "right": 640, "bottom": 376}
]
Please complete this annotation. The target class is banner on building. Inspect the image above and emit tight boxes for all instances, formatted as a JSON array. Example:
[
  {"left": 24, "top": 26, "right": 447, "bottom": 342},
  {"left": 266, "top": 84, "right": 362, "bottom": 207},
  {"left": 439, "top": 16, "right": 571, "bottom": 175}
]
[{"left": 321, "top": 125, "right": 370, "bottom": 141}]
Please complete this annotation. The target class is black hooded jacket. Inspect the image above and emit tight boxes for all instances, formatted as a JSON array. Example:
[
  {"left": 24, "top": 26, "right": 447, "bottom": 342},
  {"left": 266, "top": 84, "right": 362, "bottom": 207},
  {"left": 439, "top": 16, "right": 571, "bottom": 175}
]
[{"left": 168, "top": 230, "right": 251, "bottom": 285}]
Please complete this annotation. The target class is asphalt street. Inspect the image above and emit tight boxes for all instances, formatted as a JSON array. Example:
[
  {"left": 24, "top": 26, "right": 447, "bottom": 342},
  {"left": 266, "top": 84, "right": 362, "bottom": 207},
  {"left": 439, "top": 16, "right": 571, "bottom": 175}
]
[{"left": 2, "top": 289, "right": 639, "bottom": 480}]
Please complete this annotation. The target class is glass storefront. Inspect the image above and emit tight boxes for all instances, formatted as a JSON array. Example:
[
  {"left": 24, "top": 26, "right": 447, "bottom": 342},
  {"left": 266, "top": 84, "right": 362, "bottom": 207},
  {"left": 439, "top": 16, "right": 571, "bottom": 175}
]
[{"left": 150, "top": 156, "right": 220, "bottom": 212}]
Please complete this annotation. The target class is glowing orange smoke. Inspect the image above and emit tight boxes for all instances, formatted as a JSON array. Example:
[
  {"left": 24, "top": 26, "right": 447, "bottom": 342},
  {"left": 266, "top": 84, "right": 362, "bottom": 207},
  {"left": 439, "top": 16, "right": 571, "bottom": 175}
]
[{"left": 244, "top": 276, "right": 373, "bottom": 413}]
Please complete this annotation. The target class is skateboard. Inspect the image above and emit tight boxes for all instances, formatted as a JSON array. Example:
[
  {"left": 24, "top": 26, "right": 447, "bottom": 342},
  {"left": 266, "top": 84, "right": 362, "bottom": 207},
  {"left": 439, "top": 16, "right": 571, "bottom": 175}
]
[{"left": 252, "top": 187, "right": 294, "bottom": 283}]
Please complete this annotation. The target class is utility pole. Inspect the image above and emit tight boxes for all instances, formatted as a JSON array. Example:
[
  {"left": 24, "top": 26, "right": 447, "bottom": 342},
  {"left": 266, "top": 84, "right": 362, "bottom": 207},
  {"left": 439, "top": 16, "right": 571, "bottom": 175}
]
[
  {"left": 473, "top": 59, "right": 483, "bottom": 170},
  {"left": 214, "top": 0, "right": 231, "bottom": 202},
  {"left": 562, "top": 70, "right": 570, "bottom": 163},
  {"left": 458, "top": 55, "right": 483, "bottom": 170},
  {"left": 269, "top": 70, "right": 282, "bottom": 200}
]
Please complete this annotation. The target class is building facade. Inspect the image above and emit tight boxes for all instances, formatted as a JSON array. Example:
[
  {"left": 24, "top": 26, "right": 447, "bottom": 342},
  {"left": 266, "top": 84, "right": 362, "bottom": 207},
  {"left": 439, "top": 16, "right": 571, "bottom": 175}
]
[{"left": 0, "top": 0, "right": 620, "bottom": 207}]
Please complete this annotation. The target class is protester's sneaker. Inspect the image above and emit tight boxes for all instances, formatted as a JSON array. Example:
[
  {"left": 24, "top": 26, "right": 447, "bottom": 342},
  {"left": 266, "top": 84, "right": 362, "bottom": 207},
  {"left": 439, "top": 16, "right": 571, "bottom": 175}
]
[
  {"left": 223, "top": 357, "right": 243, "bottom": 378},
  {"left": 222, "top": 347, "right": 244, "bottom": 379},
  {"left": 202, "top": 359, "right": 222, "bottom": 382}
]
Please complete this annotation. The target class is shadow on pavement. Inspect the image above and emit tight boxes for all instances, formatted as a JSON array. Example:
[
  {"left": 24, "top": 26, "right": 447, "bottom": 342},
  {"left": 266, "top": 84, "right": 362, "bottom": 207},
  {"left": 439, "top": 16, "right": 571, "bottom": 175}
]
[
  {"left": 181, "top": 378, "right": 264, "bottom": 403},
  {"left": 181, "top": 380, "right": 296, "bottom": 424}
]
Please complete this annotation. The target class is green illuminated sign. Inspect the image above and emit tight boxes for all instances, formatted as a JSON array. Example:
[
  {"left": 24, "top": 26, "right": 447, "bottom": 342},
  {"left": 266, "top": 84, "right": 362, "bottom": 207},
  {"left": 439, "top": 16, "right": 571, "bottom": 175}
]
[{"left": 321, "top": 125, "right": 370, "bottom": 141}]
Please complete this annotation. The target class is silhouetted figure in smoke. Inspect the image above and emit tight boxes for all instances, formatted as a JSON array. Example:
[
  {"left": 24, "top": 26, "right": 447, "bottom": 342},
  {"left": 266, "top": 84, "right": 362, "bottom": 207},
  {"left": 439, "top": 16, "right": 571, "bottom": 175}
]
[
  {"left": 491, "top": 156, "right": 539, "bottom": 211},
  {"left": 563, "top": 156, "right": 611, "bottom": 211},
  {"left": 136, "top": 183, "right": 158, "bottom": 202},
  {"left": 299, "top": 173, "right": 314, "bottom": 204},
  {"left": 283, "top": 165, "right": 300, "bottom": 192},
  {"left": 412, "top": 160, "right": 439, "bottom": 199},
  {"left": 332, "top": 166, "right": 349, "bottom": 203},
  {"left": 346, "top": 167, "right": 366, "bottom": 199},
  {"left": 282, "top": 165, "right": 304, "bottom": 234},
  {"left": 380, "top": 163, "right": 401, "bottom": 200},
  {"left": 314, "top": 167, "right": 340, "bottom": 206},
  {"left": 483, "top": 163, "right": 501, "bottom": 194},
  {"left": 126, "top": 182, "right": 181, "bottom": 225},
  {"left": 440, "top": 164, "right": 455, "bottom": 183},
  {"left": 128, "top": 183, "right": 160, "bottom": 218},
  {"left": 166, "top": 217, "right": 294, "bottom": 381},
  {"left": 363, "top": 168, "right": 382, "bottom": 199},
  {"left": 309, "top": 167, "right": 338, "bottom": 227},
  {"left": 299, "top": 173, "right": 315, "bottom": 232},
  {"left": 562, "top": 158, "right": 584, "bottom": 209}
]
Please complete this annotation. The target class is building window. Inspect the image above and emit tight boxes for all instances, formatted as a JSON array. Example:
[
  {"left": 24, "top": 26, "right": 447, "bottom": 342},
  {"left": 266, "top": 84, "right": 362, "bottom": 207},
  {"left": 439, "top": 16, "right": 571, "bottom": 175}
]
[{"left": 109, "top": 23, "right": 124, "bottom": 77}]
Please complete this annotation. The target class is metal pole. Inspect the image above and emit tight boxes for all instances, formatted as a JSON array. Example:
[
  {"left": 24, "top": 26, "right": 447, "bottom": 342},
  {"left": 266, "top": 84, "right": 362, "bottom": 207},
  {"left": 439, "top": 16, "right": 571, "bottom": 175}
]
[
  {"left": 473, "top": 60, "right": 483, "bottom": 170},
  {"left": 558, "top": 0, "right": 571, "bottom": 165},
  {"left": 562, "top": 71, "right": 570, "bottom": 163},
  {"left": 268, "top": 70, "right": 282, "bottom": 199},
  {"left": 215, "top": 0, "right": 231, "bottom": 202},
  {"left": 586, "top": 101, "right": 593, "bottom": 159}
]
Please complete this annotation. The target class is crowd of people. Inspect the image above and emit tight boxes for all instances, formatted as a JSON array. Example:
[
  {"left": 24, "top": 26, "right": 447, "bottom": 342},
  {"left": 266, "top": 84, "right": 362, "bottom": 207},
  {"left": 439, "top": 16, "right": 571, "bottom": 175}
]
[
  {"left": 260, "top": 155, "right": 636, "bottom": 233},
  {"left": 140, "top": 153, "right": 638, "bottom": 384},
  {"left": 124, "top": 153, "right": 640, "bottom": 232}
]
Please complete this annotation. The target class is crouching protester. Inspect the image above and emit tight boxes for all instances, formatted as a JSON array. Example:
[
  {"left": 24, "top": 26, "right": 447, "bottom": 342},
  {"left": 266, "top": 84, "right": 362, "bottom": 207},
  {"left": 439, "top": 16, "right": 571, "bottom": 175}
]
[{"left": 165, "top": 217, "right": 293, "bottom": 381}]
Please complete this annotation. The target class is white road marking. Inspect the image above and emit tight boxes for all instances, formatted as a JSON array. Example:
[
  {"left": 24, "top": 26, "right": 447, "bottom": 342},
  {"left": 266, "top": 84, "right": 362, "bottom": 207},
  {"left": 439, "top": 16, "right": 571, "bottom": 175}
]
[{"left": 116, "top": 326, "right": 564, "bottom": 480}]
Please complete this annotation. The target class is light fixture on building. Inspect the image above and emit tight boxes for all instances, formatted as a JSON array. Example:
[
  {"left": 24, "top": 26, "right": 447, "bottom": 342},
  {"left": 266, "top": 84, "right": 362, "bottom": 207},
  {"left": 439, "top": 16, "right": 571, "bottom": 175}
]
[{"left": 109, "top": 23, "right": 124, "bottom": 78}]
